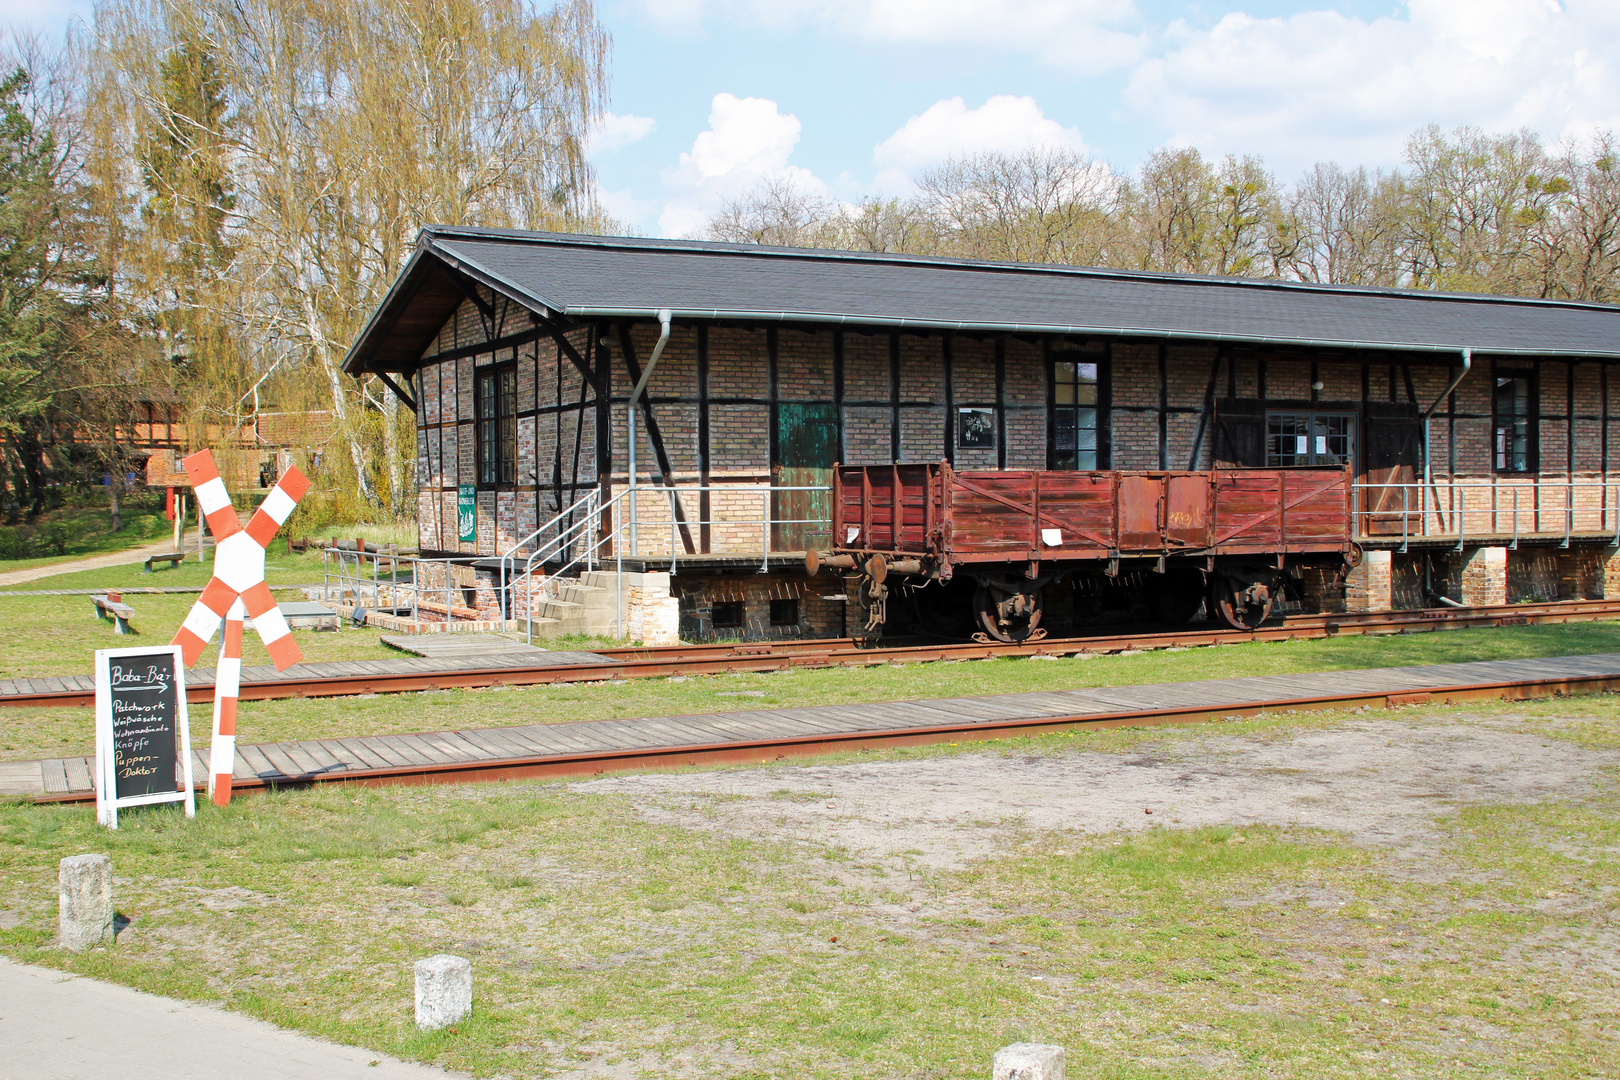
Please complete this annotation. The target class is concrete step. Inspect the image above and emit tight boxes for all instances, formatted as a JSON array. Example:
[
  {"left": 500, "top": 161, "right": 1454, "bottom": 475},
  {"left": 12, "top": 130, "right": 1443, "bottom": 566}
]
[
  {"left": 551, "top": 581, "right": 609, "bottom": 606},
  {"left": 533, "top": 597, "right": 587, "bottom": 622}
]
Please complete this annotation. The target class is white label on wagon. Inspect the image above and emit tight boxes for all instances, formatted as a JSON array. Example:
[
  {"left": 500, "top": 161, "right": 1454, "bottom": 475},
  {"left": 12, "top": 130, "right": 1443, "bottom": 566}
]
[
  {"left": 1041, "top": 528, "right": 1062, "bottom": 547},
  {"left": 846, "top": 526, "right": 860, "bottom": 544}
]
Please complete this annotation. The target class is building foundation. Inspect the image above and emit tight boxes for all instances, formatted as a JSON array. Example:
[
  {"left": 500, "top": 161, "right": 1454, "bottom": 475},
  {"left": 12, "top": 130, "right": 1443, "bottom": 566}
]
[
  {"left": 1458, "top": 546, "right": 1508, "bottom": 606},
  {"left": 1345, "top": 549, "right": 1392, "bottom": 613}
]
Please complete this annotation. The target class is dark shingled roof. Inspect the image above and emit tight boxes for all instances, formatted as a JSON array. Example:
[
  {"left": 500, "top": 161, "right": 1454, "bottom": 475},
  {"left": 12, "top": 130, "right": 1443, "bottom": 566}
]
[{"left": 344, "top": 226, "right": 1620, "bottom": 374}]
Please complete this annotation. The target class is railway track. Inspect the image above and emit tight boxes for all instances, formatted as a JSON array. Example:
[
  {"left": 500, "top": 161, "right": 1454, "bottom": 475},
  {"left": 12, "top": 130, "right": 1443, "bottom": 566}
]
[
  {"left": 8, "top": 597, "right": 1620, "bottom": 710},
  {"left": 27, "top": 651, "right": 1620, "bottom": 804}
]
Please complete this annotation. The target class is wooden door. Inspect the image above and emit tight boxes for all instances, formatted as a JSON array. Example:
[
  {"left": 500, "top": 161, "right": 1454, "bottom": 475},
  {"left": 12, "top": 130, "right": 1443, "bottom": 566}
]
[
  {"left": 773, "top": 403, "right": 838, "bottom": 550},
  {"left": 1212, "top": 399, "right": 1266, "bottom": 467},
  {"left": 1362, "top": 403, "right": 1421, "bottom": 536}
]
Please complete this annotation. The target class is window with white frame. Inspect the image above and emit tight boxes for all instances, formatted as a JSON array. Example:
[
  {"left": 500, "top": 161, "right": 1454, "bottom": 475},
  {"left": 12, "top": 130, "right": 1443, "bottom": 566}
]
[{"left": 1265, "top": 411, "right": 1355, "bottom": 468}]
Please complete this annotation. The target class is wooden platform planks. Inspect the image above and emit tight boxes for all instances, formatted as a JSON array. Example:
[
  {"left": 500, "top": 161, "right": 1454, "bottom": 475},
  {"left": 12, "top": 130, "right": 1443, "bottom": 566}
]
[{"left": 15, "top": 651, "right": 1620, "bottom": 802}]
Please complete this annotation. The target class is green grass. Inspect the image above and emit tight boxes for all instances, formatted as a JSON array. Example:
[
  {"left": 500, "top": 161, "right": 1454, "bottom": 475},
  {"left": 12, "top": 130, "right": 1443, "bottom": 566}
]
[
  {"left": 0, "top": 546, "right": 332, "bottom": 594},
  {"left": 1, "top": 699, "right": 1615, "bottom": 1078},
  {"left": 0, "top": 588, "right": 405, "bottom": 686},
  {"left": 0, "top": 494, "right": 171, "bottom": 570}
]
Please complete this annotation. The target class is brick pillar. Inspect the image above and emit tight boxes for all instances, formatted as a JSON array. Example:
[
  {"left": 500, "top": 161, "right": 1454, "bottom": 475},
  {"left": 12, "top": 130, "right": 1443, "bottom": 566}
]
[
  {"left": 1345, "top": 549, "right": 1392, "bottom": 613},
  {"left": 1458, "top": 546, "right": 1508, "bottom": 606},
  {"left": 1600, "top": 547, "right": 1620, "bottom": 599}
]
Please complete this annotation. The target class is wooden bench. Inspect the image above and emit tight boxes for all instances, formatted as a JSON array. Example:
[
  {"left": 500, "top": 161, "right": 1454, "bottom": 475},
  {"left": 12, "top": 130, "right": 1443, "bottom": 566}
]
[
  {"left": 143, "top": 552, "right": 186, "bottom": 573},
  {"left": 91, "top": 595, "right": 137, "bottom": 635}
]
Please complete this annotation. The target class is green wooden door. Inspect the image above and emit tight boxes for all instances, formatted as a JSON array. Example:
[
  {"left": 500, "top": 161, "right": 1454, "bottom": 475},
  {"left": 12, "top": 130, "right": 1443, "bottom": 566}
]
[{"left": 773, "top": 403, "right": 838, "bottom": 550}]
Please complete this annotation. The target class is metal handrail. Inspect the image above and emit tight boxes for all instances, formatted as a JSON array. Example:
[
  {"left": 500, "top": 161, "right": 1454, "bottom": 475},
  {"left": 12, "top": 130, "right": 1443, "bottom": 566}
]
[
  {"left": 319, "top": 545, "right": 483, "bottom": 623},
  {"left": 499, "top": 482, "right": 832, "bottom": 642},
  {"left": 1352, "top": 477, "right": 1620, "bottom": 544}
]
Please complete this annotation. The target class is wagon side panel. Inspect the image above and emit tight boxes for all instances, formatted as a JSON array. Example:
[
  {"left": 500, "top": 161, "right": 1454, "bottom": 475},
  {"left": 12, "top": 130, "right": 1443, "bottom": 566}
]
[
  {"left": 1211, "top": 470, "right": 1287, "bottom": 552},
  {"left": 945, "top": 470, "right": 1040, "bottom": 557},
  {"left": 1279, "top": 468, "right": 1353, "bottom": 547},
  {"left": 834, "top": 464, "right": 934, "bottom": 553},
  {"left": 1211, "top": 468, "right": 1351, "bottom": 554},
  {"left": 1030, "top": 472, "right": 1117, "bottom": 557}
]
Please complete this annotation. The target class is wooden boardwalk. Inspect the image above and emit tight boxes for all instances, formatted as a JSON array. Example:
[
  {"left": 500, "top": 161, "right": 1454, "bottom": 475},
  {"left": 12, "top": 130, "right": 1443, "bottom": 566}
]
[
  {"left": 8, "top": 652, "right": 1620, "bottom": 802},
  {"left": 0, "top": 647, "right": 613, "bottom": 702}
]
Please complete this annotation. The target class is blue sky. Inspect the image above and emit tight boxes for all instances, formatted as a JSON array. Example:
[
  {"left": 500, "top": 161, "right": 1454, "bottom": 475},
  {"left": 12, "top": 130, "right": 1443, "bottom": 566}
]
[
  {"left": 594, "top": 0, "right": 1620, "bottom": 236},
  {"left": 10, "top": 1, "right": 1620, "bottom": 238}
]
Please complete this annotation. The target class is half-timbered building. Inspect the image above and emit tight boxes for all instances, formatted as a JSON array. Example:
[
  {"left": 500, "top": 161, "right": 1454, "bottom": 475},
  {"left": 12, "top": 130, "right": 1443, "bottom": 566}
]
[{"left": 344, "top": 227, "right": 1620, "bottom": 640}]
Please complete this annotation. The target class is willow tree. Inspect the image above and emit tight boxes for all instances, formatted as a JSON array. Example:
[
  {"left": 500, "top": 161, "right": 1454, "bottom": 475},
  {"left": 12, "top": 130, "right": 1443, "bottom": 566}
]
[{"left": 93, "top": 0, "right": 611, "bottom": 517}]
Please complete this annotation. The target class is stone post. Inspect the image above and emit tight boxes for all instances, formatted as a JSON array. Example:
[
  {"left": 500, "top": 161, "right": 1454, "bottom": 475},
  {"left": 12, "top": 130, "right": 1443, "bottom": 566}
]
[
  {"left": 1344, "top": 549, "right": 1392, "bottom": 613},
  {"left": 414, "top": 954, "right": 472, "bottom": 1030},
  {"left": 993, "top": 1043, "right": 1065, "bottom": 1080},
  {"left": 57, "top": 855, "right": 113, "bottom": 952},
  {"left": 624, "top": 571, "right": 680, "bottom": 645},
  {"left": 1457, "top": 546, "right": 1508, "bottom": 606}
]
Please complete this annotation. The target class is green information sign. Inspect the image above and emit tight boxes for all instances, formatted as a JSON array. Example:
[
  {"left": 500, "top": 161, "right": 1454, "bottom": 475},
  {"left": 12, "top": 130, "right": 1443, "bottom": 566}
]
[{"left": 457, "top": 483, "right": 476, "bottom": 543}]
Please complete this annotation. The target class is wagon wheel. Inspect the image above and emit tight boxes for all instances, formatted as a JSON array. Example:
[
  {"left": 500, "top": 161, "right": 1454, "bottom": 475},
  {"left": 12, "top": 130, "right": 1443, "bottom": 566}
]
[
  {"left": 1211, "top": 572, "right": 1275, "bottom": 631},
  {"left": 1145, "top": 567, "right": 1206, "bottom": 625},
  {"left": 972, "top": 580, "right": 1045, "bottom": 643}
]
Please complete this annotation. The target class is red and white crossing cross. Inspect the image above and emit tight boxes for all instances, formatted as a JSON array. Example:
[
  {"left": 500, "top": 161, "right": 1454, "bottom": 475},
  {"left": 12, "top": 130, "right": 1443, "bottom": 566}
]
[{"left": 170, "top": 450, "right": 311, "bottom": 671}]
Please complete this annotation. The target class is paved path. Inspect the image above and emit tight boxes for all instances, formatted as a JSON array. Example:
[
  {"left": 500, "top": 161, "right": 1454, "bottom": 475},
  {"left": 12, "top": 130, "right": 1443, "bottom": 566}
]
[
  {"left": 0, "top": 958, "right": 463, "bottom": 1079},
  {"left": 8, "top": 651, "right": 1618, "bottom": 800},
  {"left": 0, "top": 538, "right": 210, "bottom": 589}
]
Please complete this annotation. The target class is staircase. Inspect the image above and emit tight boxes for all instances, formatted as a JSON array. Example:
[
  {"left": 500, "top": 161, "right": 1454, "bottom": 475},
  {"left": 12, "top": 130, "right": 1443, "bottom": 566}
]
[{"left": 518, "top": 572, "right": 617, "bottom": 639}]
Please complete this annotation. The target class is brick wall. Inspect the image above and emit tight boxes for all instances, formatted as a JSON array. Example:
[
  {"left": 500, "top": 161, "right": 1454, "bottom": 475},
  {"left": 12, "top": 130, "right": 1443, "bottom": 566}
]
[
  {"left": 409, "top": 296, "right": 1620, "bottom": 572},
  {"left": 675, "top": 573, "right": 840, "bottom": 640}
]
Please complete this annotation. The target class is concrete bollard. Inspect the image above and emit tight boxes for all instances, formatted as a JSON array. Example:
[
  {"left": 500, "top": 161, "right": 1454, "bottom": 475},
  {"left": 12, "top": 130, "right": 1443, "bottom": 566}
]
[
  {"left": 414, "top": 954, "right": 472, "bottom": 1030},
  {"left": 993, "top": 1043, "right": 1065, "bottom": 1080},
  {"left": 57, "top": 855, "right": 114, "bottom": 952}
]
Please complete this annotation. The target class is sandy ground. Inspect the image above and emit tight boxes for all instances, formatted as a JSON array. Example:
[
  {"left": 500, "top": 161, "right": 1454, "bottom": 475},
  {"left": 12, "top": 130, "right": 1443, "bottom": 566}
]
[{"left": 576, "top": 712, "right": 1620, "bottom": 875}]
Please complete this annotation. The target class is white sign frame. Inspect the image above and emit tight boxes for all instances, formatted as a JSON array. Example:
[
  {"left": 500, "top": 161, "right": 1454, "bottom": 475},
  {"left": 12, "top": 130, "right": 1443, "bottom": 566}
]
[{"left": 95, "top": 645, "right": 196, "bottom": 829}]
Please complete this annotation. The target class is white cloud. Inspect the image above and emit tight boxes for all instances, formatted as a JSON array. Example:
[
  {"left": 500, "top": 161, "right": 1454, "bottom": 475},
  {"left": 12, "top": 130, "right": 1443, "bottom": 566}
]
[
  {"left": 871, "top": 96, "right": 1089, "bottom": 192},
  {"left": 1124, "top": 0, "right": 1620, "bottom": 174},
  {"left": 628, "top": 0, "right": 1146, "bottom": 69},
  {"left": 587, "top": 112, "right": 656, "bottom": 155},
  {"left": 657, "top": 92, "right": 828, "bottom": 237}
]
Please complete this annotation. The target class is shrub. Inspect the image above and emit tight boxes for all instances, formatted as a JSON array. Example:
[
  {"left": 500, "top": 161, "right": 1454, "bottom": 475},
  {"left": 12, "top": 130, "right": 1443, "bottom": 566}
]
[{"left": 0, "top": 526, "right": 25, "bottom": 559}]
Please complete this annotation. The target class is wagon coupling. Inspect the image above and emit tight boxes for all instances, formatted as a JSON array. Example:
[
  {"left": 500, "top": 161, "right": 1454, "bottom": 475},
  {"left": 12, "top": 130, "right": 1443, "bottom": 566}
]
[{"left": 804, "top": 550, "right": 857, "bottom": 575}]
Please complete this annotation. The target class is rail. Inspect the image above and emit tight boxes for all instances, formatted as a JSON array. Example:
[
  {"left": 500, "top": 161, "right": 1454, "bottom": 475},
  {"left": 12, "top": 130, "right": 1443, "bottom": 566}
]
[
  {"left": 14, "top": 597, "right": 1620, "bottom": 712},
  {"left": 1352, "top": 477, "right": 1620, "bottom": 551}
]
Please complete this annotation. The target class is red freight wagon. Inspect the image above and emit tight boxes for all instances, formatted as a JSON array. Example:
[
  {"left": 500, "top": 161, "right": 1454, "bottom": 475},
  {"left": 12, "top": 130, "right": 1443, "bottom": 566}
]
[{"left": 807, "top": 463, "right": 1353, "bottom": 643}]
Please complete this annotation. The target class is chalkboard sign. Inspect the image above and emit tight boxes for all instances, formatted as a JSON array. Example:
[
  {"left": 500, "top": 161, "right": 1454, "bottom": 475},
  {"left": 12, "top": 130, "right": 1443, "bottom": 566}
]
[{"left": 95, "top": 645, "right": 195, "bottom": 828}]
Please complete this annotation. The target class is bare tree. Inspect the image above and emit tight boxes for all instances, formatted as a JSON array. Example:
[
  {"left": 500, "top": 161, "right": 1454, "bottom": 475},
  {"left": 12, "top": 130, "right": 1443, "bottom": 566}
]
[
  {"left": 92, "top": 0, "right": 612, "bottom": 517},
  {"left": 916, "top": 147, "right": 1121, "bottom": 265},
  {"left": 1541, "top": 132, "right": 1620, "bottom": 302},
  {"left": 1281, "top": 162, "right": 1406, "bottom": 286},
  {"left": 1399, "top": 125, "right": 1562, "bottom": 295},
  {"left": 708, "top": 175, "right": 839, "bottom": 247}
]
